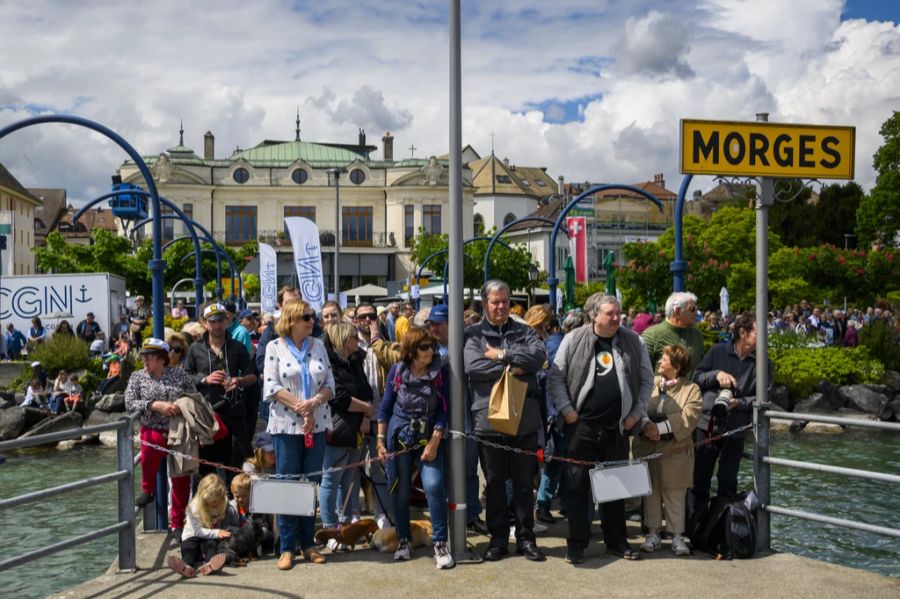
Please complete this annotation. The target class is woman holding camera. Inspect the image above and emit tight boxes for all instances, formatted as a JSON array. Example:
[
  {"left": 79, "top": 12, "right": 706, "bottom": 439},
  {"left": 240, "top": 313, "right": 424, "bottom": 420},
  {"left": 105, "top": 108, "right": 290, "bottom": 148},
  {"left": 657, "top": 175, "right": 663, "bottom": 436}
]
[
  {"left": 690, "top": 312, "right": 772, "bottom": 513},
  {"left": 632, "top": 344, "right": 701, "bottom": 556},
  {"left": 376, "top": 327, "right": 453, "bottom": 569}
]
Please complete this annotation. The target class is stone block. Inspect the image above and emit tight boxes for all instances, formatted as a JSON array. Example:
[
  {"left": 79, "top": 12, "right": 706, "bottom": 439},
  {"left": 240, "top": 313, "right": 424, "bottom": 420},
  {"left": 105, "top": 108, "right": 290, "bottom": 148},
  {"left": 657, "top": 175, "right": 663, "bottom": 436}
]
[
  {"left": 21, "top": 411, "right": 83, "bottom": 439},
  {"left": 839, "top": 385, "right": 889, "bottom": 415},
  {"left": 794, "top": 393, "right": 833, "bottom": 414},
  {"left": 0, "top": 406, "right": 25, "bottom": 440},
  {"left": 801, "top": 422, "right": 844, "bottom": 434}
]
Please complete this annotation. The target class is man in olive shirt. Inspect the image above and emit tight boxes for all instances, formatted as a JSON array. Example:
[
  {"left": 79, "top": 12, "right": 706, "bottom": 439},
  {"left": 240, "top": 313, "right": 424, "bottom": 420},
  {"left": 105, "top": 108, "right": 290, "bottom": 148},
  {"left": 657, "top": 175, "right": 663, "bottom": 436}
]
[{"left": 641, "top": 291, "right": 705, "bottom": 373}]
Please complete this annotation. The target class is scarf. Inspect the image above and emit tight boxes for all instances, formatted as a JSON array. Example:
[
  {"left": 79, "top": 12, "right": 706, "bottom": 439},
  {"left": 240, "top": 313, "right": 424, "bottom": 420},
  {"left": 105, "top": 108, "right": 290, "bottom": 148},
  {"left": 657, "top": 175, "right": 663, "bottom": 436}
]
[{"left": 284, "top": 336, "right": 313, "bottom": 400}]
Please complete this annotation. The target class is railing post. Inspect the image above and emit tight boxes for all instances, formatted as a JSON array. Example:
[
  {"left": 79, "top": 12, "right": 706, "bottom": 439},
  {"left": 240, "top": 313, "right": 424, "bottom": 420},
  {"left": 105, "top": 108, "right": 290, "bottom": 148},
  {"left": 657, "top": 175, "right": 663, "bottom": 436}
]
[
  {"left": 754, "top": 400, "right": 771, "bottom": 552},
  {"left": 117, "top": 416, "right": 137, "bottom": 572}
]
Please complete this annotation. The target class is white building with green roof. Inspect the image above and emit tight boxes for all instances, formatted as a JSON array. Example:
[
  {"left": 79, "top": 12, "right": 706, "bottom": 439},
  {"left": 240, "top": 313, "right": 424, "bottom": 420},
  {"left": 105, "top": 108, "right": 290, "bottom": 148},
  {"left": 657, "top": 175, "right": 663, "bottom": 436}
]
[{"left": 118, "top": 126, "right": 475, "bottom": 293}]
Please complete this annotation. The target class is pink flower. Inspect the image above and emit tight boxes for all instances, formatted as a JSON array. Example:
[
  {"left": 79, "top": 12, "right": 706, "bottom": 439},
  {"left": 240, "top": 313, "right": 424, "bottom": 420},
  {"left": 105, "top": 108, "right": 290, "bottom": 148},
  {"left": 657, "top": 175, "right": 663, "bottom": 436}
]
[
  {"left": 808, "top": 254, "right": 816, "bottom": 261},
  {"left": 856, "top": 268, "right": 865, "bottom": 276},
  {"left": 837, "top": 255, "right": 846, "bottom": 265}
]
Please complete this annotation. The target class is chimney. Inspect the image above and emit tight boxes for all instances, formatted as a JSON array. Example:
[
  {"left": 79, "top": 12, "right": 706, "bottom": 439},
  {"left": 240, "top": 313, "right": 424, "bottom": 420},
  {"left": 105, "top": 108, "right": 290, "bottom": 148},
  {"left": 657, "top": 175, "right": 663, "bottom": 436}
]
[
  {"left": 503, "top": 157, "right": 510, "bottom": 167},
  {"left": 693, "top": 189, "right": 702, "bottom": 200},
  {"left": 557, "top": 175, "right": 564, "bottom": 196},
  {"left": 653, "top": 173, "right": 665, "bottom": 188},
  {"left": 382, "top": 131, "right": 394, "bottom": 161},
  {"left": 204, "top": 131, "right": 215, "bottom": 160},
  {"left": 359, "top": 128, "right": 366, "bottom": 148}
]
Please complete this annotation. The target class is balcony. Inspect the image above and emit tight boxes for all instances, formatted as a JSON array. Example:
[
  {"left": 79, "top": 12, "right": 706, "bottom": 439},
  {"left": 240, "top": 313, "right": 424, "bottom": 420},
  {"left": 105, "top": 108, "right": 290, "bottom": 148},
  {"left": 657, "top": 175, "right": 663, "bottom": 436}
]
[{"left": 254, "top": 229, "right": 397, "bottom": 249}]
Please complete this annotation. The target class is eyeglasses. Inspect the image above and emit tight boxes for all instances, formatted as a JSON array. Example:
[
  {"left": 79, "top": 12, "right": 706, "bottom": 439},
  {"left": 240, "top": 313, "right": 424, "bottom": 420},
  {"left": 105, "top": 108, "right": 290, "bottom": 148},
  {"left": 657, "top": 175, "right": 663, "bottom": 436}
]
[
  {"left": 301, "top": 313, "right": 315, "bottom": 322},
  {"left": 417, "top": 342, "right": 436, "bottom": 352},
  {"left": 169, "top": 347, "right": 184, "bottom": 354},
  {"left": 356, "top": 313, "right": 377, "bottom": 321}
]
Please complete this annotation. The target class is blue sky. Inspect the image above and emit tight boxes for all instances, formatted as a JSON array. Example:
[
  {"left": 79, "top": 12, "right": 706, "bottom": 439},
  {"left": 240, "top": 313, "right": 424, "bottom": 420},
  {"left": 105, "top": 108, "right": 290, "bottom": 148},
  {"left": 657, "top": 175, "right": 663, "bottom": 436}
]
[{"left": 0, "top": 0, "right": 898, "bottom": 204}]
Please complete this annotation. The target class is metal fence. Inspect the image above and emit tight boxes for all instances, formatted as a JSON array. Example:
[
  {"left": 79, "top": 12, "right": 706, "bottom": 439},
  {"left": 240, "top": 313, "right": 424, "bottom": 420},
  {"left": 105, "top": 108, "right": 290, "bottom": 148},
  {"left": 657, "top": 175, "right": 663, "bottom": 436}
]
[
  {"left": 754, "top": 406, "right": 900, "bottom": 550},
  {"left": 0, "top": 417, "right": 136, "bottom": 572}
]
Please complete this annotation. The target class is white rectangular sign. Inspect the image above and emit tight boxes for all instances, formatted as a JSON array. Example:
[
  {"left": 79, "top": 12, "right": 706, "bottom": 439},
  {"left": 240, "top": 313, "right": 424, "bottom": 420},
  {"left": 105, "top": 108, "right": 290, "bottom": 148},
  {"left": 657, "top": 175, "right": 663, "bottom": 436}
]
[
  {"left": 589, "top": 462, "right": 652, "bottom": 504},
  {"left": 250, "top": 479, "right": 317, "bottom": 516}
]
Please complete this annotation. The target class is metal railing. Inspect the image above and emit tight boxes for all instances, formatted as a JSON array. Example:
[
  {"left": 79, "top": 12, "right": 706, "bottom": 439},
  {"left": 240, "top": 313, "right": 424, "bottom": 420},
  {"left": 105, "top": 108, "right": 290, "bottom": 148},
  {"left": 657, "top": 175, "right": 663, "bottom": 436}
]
[
  {"left": 0, "top": 416, "right": 136, "bottom": 572},
  {"left": 754, "top": 405, "right": 900, "bottom": 550}
]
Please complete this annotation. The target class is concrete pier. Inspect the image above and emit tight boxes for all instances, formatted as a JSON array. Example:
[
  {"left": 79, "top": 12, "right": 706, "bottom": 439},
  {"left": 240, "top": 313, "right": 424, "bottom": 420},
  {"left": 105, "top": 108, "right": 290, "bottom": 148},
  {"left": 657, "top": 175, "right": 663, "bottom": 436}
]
[{"left": 57, "top": 521, "right": 899, "bottom": 599}]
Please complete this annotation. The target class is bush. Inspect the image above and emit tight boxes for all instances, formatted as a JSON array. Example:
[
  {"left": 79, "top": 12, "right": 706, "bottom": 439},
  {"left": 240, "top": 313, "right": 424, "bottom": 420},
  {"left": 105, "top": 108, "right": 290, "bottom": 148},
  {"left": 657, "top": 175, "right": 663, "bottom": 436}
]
[
  {"left": 8, "top": 335, "right": 95, "bottom": 392},
  {"left": 858, "top": 319, "right": 900, "bottom": 371},
  {"left": 769, "top": 346, "right": 885, "bottom": 398},
  {"left": 694, "top": 321, "right": 725, "bottom": 353}
]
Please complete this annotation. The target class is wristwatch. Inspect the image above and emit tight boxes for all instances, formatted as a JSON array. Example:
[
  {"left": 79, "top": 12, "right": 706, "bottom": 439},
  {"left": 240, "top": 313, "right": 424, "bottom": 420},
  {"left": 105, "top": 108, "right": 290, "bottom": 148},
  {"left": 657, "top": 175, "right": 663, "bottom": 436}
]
[{"left": 497, "top": 350, "right": 506, "bottom": 362}]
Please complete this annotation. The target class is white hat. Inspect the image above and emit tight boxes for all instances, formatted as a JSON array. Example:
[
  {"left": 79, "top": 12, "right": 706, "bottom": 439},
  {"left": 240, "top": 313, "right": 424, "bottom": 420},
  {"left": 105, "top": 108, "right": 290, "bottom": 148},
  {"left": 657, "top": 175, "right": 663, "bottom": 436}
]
[
  {"left": 203, "top": 303, "right": 227, "bottom": 321},
  {"left": 30, "top": 361, "right": 41, "bottom": 368},
  {"left": 140, "top": 337, "right": 170, "bottom": 354}
]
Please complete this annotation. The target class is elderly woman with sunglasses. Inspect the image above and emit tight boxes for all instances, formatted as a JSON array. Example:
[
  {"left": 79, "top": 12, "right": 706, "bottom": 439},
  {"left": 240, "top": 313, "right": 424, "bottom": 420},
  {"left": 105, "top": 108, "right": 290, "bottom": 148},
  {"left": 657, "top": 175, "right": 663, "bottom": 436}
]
[
  {"left": 166, "top": 333, "right": 189, "bottom": 368},
  {"left": 376, "top": 327, "right": 454, "bottom": 569},
  {"left": 263, "top": 300, "right": 335, "bottom": 571}
]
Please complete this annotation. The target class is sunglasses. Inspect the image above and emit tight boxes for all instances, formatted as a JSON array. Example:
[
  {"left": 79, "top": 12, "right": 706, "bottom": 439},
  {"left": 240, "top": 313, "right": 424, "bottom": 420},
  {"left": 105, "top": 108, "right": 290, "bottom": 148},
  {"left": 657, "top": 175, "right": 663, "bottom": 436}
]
[
  {"left": 169, "top": 346, "right": 184, "bottom": 354},
  {"left": 301, "top": 313, "right": 315, "bottom": 322},
  {"left": 417, "top": 342, "right": 436, "bottom": 352},
  {"left": 356, "top": 313, "right": 377, "bottom": 321}
]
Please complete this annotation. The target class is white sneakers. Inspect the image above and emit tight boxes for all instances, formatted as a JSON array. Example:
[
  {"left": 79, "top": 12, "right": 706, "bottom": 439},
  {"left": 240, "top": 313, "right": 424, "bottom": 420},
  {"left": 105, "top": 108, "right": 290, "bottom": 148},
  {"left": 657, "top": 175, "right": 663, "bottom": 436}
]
[
  {"left": 640, "top": 532, "right": 662, "bottom": 552},
  {"left": 433, "top": 541, "right": 455, "bottom": 569},
  {"left": 376, "top": 513, "right": 389, "bottom": 529},
  {"left": 672, "top": 535, "right": 690, "bottom": 556},
  {"left": 393, "top": 538, "right": 411, "bottom": 561}
]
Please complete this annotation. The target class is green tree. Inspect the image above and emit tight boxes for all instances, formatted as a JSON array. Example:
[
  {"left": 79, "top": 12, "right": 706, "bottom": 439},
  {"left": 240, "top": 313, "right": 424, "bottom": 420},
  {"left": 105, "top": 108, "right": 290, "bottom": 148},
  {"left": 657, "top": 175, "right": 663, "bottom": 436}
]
[{"left": 857, "top": 111, "right": 900, "bottom": 248}]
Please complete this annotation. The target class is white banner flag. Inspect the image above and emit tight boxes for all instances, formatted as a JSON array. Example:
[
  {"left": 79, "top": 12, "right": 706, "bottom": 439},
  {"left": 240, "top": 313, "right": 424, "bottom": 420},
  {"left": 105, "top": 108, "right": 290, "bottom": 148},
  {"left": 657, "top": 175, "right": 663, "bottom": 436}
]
[
  {"left": 259, "top": 242, "right": 278, "bottom": 314},
  {"left": 284, "top": 217, "right": 326, "bottom": 313}
]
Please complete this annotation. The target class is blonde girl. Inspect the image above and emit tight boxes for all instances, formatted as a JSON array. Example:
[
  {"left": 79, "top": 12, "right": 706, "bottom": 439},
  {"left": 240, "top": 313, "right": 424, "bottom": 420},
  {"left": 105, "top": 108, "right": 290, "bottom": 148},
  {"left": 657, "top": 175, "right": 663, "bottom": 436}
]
[{"left": 167, "top": 474, "right": 236, "bottom": 577}]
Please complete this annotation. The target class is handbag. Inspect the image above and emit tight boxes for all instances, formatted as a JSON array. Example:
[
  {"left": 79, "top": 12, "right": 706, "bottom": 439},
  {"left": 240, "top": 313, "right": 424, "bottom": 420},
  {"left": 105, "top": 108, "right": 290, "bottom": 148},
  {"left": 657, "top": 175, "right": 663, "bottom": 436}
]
[{"left": 487, "top": 365, "right": 528, "bottom": 436}]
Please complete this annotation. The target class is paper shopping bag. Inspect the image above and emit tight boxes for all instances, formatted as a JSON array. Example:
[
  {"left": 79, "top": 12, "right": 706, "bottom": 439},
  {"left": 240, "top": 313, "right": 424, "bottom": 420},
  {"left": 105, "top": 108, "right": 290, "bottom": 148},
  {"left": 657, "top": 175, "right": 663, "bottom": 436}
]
[{"left": 487, "top": 365, "right": 528, "bottom": 436}]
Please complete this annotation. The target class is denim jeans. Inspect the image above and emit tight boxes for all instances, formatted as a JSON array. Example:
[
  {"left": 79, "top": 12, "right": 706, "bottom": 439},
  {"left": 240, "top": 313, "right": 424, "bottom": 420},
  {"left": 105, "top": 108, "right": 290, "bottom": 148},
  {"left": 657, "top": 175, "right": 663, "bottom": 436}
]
[
  {"left": 319, "top": 445, "right": 362, "bottom": 529},
  {"left": 272, "top": 432, "right": 326, "bottom": 553},
  {"left": 391, "top": 443, "right": 448, "bottom": 544}
]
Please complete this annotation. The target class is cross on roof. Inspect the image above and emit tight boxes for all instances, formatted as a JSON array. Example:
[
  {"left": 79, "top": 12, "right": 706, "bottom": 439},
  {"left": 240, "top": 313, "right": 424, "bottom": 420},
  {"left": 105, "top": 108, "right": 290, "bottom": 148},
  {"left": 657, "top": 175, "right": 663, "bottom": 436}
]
[{"left": 409, "top": 144, "right": 417, "bottom": 157}]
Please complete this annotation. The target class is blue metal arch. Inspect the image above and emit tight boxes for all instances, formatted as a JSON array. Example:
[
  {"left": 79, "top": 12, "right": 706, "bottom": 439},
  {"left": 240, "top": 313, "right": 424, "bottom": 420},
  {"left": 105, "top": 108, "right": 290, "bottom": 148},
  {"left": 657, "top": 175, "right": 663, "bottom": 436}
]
[
  {"left": 671, "top": 174, "right": 694, "bottom": 293},
  {"left": 0, "top": 115, "right": 167, "bottom": 341},
  {"left": 483, "top": 216, "right": 565, "bottom": 283},
  {"left": 413, "top": 236, "right": 511, "bottom": 309},
  {"left": 548, "top": 184, "right": 664, "bottom": 312}
]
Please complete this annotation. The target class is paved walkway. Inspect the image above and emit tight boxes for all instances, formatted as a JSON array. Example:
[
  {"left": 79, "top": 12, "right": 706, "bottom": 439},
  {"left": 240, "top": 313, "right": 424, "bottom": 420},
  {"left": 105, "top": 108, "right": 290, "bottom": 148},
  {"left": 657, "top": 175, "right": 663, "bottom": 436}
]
[{"left": 58, "top": 520, "right": 899, "bottom": 599}]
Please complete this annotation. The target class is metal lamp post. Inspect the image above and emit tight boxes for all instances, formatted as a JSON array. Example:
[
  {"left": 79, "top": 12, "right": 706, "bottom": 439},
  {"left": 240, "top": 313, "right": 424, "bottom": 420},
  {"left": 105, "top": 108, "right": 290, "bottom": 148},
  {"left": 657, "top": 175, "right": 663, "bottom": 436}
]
[
  {"left": 327, "top": 167, "right": 348, "bottom": 299},
  {"left": 528, "top": 264, "right": 539, "bottom": 307}
]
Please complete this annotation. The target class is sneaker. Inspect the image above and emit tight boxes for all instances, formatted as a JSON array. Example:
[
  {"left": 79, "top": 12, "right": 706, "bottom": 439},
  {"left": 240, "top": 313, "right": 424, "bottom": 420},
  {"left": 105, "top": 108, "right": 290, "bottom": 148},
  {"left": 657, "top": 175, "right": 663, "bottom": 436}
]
[
  {"left": 532, "top": 521, "right": 548, "bottom": 533},
  {"left": 467, "top": 518, "right": 489, "bottom": 535},
  {"left": 535, "top": 506, "right": 556, "bottom": 524},
  {"left": 433, "top": 542, "right": 455, "bottom": 569},
  {"left": 394, "top": 538, "right": 411, "bottom": 561},
  {"left": 376, "top": 514, "right": 389, "bottom": 530},
  {"left": 565, "top": 548, "right": 584, "bottom": 565},
  {"left": 672, "top": 535, "right": 690, "bottom": 556},
  {"left": 509, "top": 525, "right": 517, "bottom": 542},
  {"left": 640, "top": 532, "right": 661, "bottom": 553}
]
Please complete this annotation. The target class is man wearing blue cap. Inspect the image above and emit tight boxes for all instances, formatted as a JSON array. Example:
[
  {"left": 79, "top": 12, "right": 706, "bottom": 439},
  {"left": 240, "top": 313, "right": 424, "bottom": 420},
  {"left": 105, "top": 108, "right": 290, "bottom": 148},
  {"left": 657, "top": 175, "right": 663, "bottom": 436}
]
[{"left": 426, "top": 304, "right": 449, "bottom": 363}]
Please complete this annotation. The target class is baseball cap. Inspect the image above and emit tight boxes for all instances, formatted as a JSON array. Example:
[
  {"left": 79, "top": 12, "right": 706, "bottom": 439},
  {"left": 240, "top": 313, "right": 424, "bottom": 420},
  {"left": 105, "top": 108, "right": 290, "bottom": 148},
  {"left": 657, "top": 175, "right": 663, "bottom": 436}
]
[
  {"left": 140, "top": 338, "right": 170, "bottom": 355},
  {"left": 254, "top": 432, "right": 274, "bottom": 452},
  {"left": 203, "top": 303, "right": 227, "bottom": 321},
  {"left": 223, "top": 299, "right": 237, "bottom": 314},
  {"left": 238, "top": 308, "right": 254, "bottom": 321},
  {"left": 31, "top": 361, "right": 41, "bottom": 368},
  {"left": 427, "top": 304, "right": 448, "bottom": 324}
]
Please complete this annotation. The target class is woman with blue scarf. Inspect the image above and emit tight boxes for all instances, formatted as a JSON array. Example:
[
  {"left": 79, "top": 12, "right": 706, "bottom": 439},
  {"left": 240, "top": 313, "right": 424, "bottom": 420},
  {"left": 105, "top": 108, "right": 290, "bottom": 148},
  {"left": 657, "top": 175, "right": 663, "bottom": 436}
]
[
  {"left": 263, "top": 300, "right": 334, "bottom": 571},
  {"left": 376, "top": 327, "right": 454, "bottom": 569}
]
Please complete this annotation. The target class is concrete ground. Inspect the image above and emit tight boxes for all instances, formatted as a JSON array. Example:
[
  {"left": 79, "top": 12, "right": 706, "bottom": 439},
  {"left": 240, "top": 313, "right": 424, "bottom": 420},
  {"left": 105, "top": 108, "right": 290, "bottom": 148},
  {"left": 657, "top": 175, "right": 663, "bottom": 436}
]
[{"left": 56, "top": 518, "right": 899, "bottom": 599}]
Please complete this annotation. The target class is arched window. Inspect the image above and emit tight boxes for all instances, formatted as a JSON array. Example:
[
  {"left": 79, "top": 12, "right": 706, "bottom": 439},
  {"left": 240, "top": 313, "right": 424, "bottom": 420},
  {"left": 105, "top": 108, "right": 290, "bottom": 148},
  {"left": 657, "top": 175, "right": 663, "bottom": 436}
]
[
  {"left": 503, "top": 212, "right": 516, "bottom": 226},
  {"left": 474, "top": 213, "right": 484, "bottom": 235}
]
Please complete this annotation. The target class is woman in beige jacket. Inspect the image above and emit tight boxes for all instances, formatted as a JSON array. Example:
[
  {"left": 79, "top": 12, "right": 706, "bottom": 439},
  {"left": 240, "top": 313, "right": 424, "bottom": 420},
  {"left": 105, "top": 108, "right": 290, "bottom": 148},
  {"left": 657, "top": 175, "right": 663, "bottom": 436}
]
[{"left": 633, "top": 344, "right": 702, "bottom": 556}]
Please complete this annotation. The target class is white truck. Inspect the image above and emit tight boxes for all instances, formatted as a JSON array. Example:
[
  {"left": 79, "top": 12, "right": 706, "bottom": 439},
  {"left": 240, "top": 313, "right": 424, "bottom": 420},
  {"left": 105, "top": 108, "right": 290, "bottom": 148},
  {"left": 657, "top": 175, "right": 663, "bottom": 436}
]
[{"left": 0, "top": 273, "right": 128, "bottom": 345}]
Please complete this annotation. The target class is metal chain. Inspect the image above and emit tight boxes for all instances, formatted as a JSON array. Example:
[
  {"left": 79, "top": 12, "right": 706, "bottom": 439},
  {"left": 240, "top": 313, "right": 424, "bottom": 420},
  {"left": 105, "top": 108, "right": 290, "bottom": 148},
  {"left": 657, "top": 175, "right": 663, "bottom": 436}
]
[
  {"left": 446, "top": 423, "right": 753, "bottom": 469},
  {"left": 136, "top": 435, "right": 420, "bottom": 481}
]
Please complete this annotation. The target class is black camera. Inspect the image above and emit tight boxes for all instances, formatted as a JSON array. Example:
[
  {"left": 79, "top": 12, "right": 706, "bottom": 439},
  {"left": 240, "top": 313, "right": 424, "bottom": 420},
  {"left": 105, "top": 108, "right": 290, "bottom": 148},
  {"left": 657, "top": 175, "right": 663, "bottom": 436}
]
[{"left": 712, "top": 388, "right": 733, "bottom": 418}]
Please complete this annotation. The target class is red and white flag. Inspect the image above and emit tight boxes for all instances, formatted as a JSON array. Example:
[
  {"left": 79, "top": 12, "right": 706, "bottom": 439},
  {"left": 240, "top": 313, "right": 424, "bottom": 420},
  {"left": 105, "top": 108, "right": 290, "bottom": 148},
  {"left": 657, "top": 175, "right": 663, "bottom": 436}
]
[{"left": 566, "top": 216, "right": 587, "bottom": 283}]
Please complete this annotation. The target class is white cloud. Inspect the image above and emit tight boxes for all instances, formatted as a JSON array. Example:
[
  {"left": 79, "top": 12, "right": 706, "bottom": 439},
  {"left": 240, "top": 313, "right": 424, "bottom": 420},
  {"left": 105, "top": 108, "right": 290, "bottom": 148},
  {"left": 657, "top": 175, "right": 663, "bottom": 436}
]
[{"left": 0, "top": 0, "right": 897, "bottom": 206}]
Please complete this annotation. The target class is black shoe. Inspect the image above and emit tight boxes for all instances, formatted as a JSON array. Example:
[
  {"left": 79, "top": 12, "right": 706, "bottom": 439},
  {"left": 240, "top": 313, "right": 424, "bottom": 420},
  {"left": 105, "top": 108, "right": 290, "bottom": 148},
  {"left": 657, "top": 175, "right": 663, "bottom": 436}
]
[
  {"left": 606, "top": 543, "right": 641, "bottom": 561},
  {"left": 483, "top": 546, "right": 509, "bottom": 561},
  {"left": 535, "top": 506, "right": 556, "bottom": 524},
  {"left": 516, "top": 541, "right": 546, "bottom": 562},
  {"left": 467, "top": 518, "right": 489, "bottom": 535},
  {"left": 565, "top": 548, "right": 584, "bottom": 564},
  {"left": 135, "top": 492, "right": 155, "bottom": 508}
]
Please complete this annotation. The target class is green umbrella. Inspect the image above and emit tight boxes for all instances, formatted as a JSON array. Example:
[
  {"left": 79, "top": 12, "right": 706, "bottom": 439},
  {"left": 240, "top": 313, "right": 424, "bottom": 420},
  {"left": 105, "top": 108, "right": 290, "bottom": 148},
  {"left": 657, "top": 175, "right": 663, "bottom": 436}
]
[
  {"left": 604, "top": 251, "right": 616, "bottom": 296},
  {"left": 564, "top": 255, "right": 576, "bottom": 310}
]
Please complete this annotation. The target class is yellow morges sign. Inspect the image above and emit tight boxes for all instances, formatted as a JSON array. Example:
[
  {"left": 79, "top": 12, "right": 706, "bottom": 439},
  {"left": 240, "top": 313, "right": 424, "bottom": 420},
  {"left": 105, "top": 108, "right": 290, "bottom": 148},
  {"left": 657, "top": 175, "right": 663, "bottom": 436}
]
[{"left": 680, "top": 119, "right": 855, "bottom": 179}]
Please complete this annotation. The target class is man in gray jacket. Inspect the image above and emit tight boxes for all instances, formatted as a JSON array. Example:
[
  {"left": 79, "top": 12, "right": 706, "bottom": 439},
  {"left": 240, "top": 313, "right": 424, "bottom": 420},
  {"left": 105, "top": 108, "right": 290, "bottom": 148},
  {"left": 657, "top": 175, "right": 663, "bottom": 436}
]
[
  {"left": 549, "top": 293, "right": 653, "bottom": 564},
  {"left": 464, "top": 279, "right": 547, "bottom": 562}
]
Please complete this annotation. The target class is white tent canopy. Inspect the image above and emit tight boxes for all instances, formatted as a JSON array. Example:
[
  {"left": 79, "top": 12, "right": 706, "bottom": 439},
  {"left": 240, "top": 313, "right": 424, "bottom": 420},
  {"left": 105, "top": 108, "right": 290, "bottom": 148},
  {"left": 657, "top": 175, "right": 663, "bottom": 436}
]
[{"left": 344, "top": 283, "right": 388, "bottom": 297}]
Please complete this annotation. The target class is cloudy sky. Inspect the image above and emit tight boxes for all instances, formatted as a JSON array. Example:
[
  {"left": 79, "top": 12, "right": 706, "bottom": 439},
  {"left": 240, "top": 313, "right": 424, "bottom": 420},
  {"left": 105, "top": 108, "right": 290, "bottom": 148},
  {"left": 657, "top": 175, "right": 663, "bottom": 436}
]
[{"left": 1, "top": 0, "right": 898, "bottom": 205}]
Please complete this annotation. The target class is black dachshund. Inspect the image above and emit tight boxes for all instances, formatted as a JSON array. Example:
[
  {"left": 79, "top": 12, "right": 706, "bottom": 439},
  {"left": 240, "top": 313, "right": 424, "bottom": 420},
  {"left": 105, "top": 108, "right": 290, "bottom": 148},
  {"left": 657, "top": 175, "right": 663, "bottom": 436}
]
[{"left": 224, "top": 516, "right": 272, "bottom": 565}]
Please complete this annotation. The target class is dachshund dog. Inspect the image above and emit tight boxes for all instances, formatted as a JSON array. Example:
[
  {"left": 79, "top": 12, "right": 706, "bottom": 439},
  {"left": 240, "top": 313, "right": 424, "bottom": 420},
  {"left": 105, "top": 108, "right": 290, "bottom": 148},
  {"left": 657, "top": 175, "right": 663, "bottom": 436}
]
[
  {"left": 224, "top": 516, "right": 270, "bottom": 565},
  {"left": 314, "top": 519, "right": 379, "bottom": 550},
  {"left": 371, "top": 520, "right": 432, "bottom": 553}
]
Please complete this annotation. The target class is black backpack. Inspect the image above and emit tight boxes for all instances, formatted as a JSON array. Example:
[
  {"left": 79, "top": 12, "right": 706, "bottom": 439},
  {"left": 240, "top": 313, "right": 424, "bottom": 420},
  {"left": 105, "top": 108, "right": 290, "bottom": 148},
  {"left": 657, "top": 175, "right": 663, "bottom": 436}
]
[{"left": 691, "top": 491, "right": 759, "bottom": 559}]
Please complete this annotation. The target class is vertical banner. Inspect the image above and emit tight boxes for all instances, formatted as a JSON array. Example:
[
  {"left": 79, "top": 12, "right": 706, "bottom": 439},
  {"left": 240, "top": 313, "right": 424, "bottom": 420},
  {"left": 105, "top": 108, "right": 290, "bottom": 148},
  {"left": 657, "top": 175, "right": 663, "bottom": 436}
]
[
  {"left": 259, "top": 242, "right": 278, "bottom": 314},
  {"left": 284, "top": 217, "right": 325, "bottom": 313},
  {"left": 566, "top": 216, "right": 587, "bottom": 283}
]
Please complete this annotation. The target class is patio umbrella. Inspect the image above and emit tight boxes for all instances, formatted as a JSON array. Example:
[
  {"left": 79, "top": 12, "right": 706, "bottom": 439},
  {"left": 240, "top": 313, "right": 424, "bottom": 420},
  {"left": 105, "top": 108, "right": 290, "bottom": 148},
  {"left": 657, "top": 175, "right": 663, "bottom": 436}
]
[
  {"left": 720, "top": 287, "right": 730, "bottom": 318},
  {"left": 604, "top": 251, "right": 616, "bottom": 296},
  {"left": 564, "top": 255, "right": 576, "bottom": 310}
]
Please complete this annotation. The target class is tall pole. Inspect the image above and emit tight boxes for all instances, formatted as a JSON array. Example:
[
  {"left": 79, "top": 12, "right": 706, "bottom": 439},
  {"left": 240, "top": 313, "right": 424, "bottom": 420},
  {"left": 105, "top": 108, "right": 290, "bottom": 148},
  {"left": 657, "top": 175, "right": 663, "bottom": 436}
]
[
  {"left": 328, "top": 168, "right": 346, "bottom": 299},
  {"left": 447, "top": 0, "right": 467, "bottom": 560},
  {"left": 754, "top": 111, "right": 772, "bottom": 552}
]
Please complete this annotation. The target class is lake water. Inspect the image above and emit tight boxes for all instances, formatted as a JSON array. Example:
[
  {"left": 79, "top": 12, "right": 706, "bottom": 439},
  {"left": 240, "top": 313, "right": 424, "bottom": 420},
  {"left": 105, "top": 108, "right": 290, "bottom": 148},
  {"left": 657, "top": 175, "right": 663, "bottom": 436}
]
[{"left": 0, "top": 430, "right": 897, "bottom": 598}]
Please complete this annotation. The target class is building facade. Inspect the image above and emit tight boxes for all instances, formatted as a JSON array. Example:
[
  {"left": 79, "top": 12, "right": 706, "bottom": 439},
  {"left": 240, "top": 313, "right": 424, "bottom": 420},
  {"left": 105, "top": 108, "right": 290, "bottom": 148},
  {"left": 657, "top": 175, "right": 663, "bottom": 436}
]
[
  {"left": 118, "top": 127, "right": 475, "bottom": 292},
  {"left": 0, "top": 162, "right": 41, "bottom": 275}
]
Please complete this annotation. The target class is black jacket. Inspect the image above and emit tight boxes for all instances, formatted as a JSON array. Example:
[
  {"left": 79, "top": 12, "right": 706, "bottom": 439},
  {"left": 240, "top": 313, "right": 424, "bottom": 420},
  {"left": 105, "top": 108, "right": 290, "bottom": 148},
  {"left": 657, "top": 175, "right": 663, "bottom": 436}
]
[
  {"left": 184, "top": 332, "right": 255, "bottom": 425},
  {"left": 325, "top": 338, "right": 374, "bottom": 447}
]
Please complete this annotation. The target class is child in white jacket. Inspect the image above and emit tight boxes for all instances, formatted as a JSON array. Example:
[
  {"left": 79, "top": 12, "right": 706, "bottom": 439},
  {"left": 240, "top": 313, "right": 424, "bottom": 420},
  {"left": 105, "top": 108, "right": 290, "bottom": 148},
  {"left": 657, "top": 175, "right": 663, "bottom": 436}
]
[{"left": 167, "top": 473, "right": 237, "bottom": 577}]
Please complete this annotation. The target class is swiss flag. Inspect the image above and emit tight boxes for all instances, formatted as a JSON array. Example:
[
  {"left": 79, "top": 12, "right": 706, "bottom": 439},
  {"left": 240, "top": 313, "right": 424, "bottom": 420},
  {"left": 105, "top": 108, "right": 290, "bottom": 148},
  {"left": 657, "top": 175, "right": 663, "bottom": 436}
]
[{"left": 566, "top": 217, "right": 587, "bottom": 283}]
